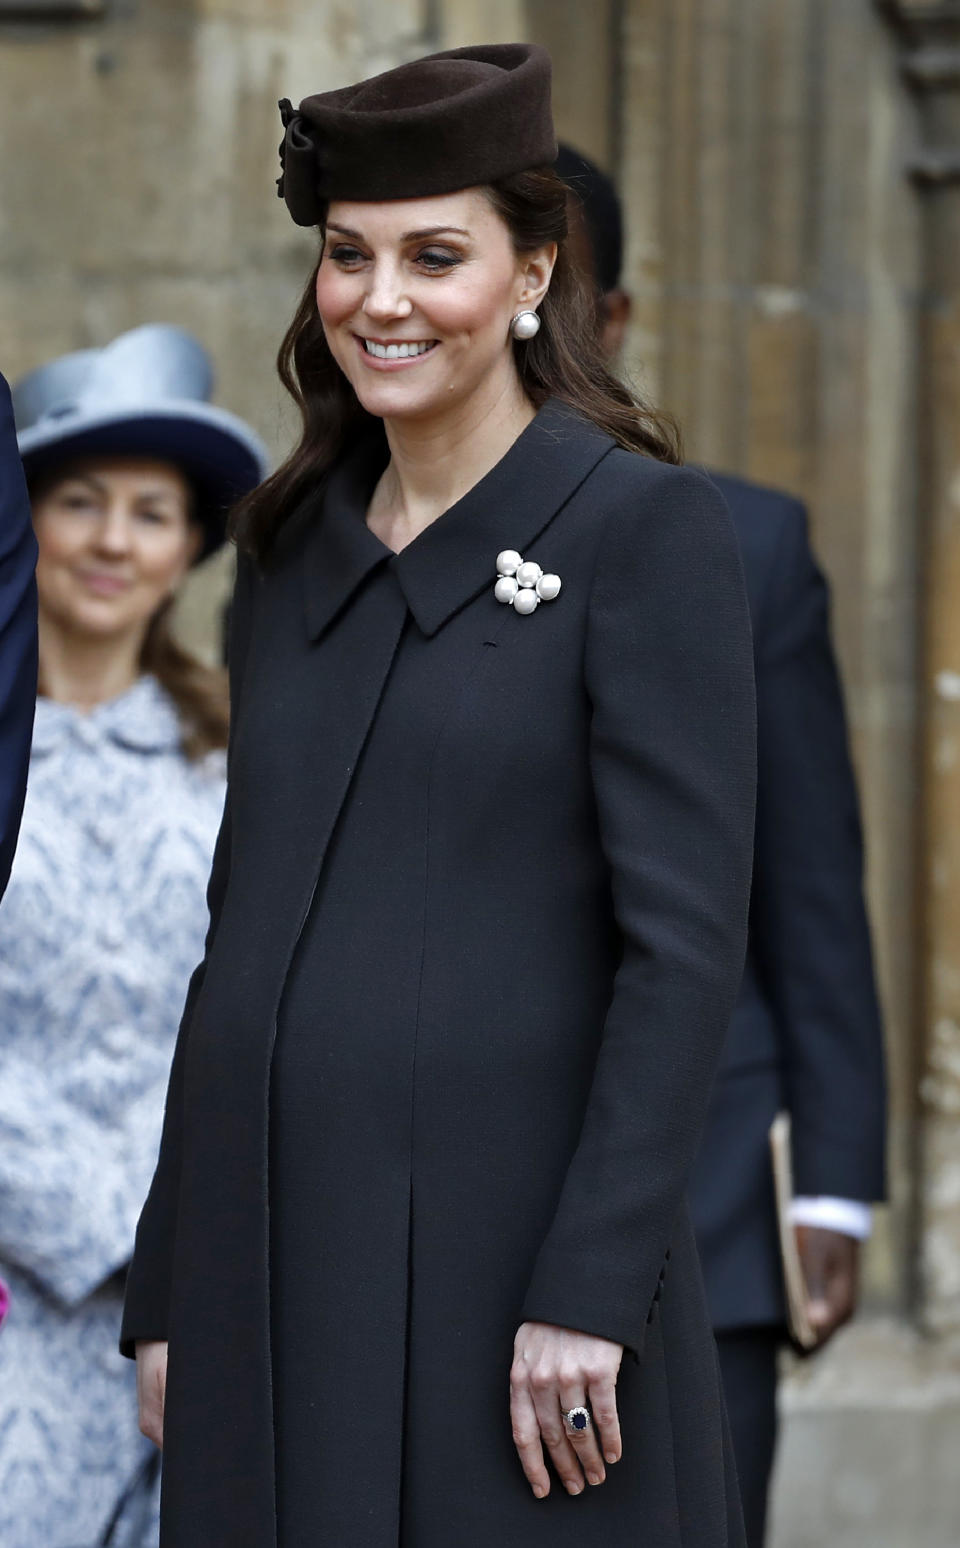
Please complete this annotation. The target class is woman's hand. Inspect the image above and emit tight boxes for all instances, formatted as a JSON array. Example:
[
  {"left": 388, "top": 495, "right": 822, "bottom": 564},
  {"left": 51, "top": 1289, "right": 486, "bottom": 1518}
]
[
  {"left": 510, "top": 1321, "right": 623, "bottom": 1499},
  {"left": 136, "top": 1339, "right": 168, "bottom": 1451}
]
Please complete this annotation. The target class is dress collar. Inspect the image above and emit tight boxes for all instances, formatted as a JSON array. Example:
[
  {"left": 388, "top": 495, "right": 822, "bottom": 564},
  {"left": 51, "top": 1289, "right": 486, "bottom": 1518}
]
[
  {"left": 31, "top": 674, "right": 182, "bottom": 757},
  {"left": 302, "top": 399, "right": 616, "bottom": 641}
]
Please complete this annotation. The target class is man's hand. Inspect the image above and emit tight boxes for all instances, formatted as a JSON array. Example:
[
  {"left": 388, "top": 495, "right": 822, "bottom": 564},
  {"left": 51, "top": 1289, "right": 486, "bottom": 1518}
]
[{"left": 795, "top": 1227, "right": 859, "bottom": 1346}]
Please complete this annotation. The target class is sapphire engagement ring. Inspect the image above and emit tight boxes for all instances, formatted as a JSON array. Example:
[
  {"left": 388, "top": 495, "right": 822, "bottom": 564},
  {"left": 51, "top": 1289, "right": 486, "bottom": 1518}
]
[{"left": 561, "top": 1406, "right": 592, "bottom": 1435}]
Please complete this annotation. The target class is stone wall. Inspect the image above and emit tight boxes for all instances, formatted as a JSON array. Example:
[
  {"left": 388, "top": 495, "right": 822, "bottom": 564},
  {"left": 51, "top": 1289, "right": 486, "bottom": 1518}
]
[
  {"left": 0, "top": 0, "right": 433, "bottom": 649},
  {"left": 3, "top": 0, "right": 959, "bottom": 1541},
  {"left": 617, "top": 0, "right": 924, "bottom": 1314}
]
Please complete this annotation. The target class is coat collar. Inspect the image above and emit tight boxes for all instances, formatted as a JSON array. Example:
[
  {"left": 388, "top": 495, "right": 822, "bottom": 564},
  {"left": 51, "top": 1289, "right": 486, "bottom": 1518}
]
[
  {"left": 302, "top": 399, "right": 615, "bottom": 641},
  {"left": 301, "top": 437, "right": 393, "bottom": 641}
]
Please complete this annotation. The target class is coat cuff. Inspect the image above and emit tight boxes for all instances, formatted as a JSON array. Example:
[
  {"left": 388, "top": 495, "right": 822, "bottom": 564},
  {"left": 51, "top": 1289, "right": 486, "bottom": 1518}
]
[
  {"left": 520, "top": 1247, "right": 658, "bottom": 1360},
  {"left": 119, "top": 1263, "right": 171, "bottom": 1359}
]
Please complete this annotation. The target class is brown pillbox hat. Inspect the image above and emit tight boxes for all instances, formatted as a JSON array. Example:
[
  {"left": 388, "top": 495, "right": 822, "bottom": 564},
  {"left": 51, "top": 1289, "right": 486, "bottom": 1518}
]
[{"left": 277, "top": 43, "right": 556, "bottom": 226}]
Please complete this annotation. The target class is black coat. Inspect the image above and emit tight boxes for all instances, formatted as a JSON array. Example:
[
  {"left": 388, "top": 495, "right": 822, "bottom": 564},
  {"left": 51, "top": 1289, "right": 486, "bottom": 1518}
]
[
  {"left": 691, "top": 473, "right": 886, "bottom": 1333},
  {"left": 0, "top": 373, "right": 38, "bottom": 900},
  {"left": 123, "top": 402, "right": 757, "bottom": 1547}
]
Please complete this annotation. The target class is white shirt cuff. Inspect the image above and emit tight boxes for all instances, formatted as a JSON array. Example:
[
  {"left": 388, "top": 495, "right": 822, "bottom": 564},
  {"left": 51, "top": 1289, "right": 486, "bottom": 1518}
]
[{"left": 789, "top": 1196, "right": 873, "bottom": 1240}]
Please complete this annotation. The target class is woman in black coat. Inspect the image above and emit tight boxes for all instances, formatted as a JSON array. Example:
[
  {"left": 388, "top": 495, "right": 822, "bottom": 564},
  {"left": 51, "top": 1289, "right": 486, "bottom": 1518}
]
[{"left": 122, "top": 43, "right": 757, "bottom": 1548}]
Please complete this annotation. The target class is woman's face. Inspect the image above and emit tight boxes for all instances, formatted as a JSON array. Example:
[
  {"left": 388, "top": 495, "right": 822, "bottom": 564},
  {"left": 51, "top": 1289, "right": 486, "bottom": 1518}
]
[
  {"left": 32, "top": 457, "right": 201, "bottom": 643},
  {"left": 315, "top": 189, "right": 555, "bottom": 423}
]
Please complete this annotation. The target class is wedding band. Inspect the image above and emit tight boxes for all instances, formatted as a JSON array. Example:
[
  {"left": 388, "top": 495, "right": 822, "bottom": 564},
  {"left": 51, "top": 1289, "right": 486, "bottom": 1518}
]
[{"left": 562, "top": 1405, "right": 591, "bottom": 1434}]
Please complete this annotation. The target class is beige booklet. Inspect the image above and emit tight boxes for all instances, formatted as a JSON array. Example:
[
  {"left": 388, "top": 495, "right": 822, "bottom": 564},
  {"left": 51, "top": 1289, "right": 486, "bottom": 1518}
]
[{"left": 769, "top": 1111, "right": 819, "bottom": 1351}]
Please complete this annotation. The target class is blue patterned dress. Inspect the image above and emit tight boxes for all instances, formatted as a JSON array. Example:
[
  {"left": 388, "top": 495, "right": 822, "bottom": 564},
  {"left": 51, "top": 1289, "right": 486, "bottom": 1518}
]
[{"left": 0, "top": 676, "right": 225, "bottom": 1548}]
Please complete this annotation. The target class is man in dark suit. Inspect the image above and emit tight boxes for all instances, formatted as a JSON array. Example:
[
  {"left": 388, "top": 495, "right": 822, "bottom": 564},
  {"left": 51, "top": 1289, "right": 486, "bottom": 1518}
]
[
  {"left": 0, "top": 370, "right": 38, "bottom": 899},
  {"left": 556, "top": 146, "right": 887, "bottom": 1546}
]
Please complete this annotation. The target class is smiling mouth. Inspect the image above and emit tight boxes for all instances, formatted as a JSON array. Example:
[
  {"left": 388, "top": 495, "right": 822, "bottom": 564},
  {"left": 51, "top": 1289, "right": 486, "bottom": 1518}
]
[
  {"left": 359, "top": 338, "right": 439, "bottom": 361},
  {"left": 79, "top": 571, "right": 132, "bottom": 595}
]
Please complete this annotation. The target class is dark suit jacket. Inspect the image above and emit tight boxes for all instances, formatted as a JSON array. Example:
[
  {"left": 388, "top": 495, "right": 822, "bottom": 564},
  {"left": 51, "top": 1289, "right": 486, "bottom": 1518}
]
[
  {"left": 123, "top": 403, "right": 755, "bottom": 1548},
  {"left": 0, "top": 372, "right": 37, "bottom": 900},
  {"left": 691, "top": 471, "right": 886, "bottom": 1333}
]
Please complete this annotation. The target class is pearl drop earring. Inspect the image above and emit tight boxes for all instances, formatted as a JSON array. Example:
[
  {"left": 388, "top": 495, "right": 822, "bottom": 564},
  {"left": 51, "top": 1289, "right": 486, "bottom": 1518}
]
[{"left": 510, "top": 310, "right": 541, "bottom": 341}]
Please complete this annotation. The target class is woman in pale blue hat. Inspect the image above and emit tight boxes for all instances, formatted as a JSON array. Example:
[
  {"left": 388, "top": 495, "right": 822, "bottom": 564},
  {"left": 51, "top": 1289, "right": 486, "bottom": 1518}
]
[{"left": 0, "top": 324, "right": 268, "bottom": 1548}]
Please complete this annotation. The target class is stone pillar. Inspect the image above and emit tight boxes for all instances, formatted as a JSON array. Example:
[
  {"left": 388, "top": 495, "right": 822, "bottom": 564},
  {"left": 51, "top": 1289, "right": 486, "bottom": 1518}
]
[
  {"left": 881, "top": 0, "right": 960, "bottom": 1341},
  {"left": 525, "top": 0, "right": 617, "bottom": 168},
  {"left": 433, "top": 0, "right": 527, "bottom": 49},
  {"left": 619, "top": 0, "right": 924, "bottom": 1310}
]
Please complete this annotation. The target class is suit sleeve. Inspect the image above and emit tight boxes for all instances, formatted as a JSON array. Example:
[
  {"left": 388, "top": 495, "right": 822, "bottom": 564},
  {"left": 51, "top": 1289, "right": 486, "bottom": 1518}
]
[
  {"left": 0, "top": 373, "right": 38, "bottom": 900},
  {"left": 120, "top": 555, "right": 254, "bottom": 1356},
  {"left": 750, "top": 504, "right": 886, "bottom": 1201},
  {"left": 521, "top": 464, "right": 757, "bottom": 1356}
]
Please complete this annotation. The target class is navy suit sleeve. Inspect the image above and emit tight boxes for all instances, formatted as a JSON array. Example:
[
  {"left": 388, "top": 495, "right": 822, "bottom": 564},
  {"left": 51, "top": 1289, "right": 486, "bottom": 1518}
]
[
  {"left": 750, "top": 503, "right": 886, "bottom": 1201},
  {"left": 0, "top": 373, "right": 38, "bottom": 900}
]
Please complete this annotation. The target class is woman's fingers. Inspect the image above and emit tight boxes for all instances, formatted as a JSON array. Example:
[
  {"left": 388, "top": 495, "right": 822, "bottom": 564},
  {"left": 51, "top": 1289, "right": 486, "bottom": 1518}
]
[
  {"left": 135, "top": 1339, "right": 168, "bottom": 1452},
  {"left": 531, "top": 1379, "right": 587, "bottom": 1496},
  {"left": 511, "top": 1322, "right": 625, "bottom": 1498},
  {"left": 510, "top": 1375, "right": 551, "bottom": 1499},
  {"left": 587, "top": 1371, "right": 623, "bottom": 1466},
  {"left": 559, "top": 1383, "right": 606, "bottom": 1486}
]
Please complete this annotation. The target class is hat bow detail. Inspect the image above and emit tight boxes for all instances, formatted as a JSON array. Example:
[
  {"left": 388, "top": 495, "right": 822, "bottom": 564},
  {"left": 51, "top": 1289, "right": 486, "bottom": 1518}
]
[{"left": 277, "top": 99, "right": 326, "bottom": 227}]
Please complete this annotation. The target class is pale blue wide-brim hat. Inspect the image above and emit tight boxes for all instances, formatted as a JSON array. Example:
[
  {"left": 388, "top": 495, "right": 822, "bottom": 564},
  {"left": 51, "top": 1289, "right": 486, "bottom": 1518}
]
[{"left": 13, "top": 324, "right": 271, "bottom": 560}]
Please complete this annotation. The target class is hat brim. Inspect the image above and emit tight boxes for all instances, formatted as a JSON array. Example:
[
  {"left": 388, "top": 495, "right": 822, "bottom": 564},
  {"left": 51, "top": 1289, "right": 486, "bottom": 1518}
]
[{"left": 17, "top": 402, "right": 270, "bottom": 561}]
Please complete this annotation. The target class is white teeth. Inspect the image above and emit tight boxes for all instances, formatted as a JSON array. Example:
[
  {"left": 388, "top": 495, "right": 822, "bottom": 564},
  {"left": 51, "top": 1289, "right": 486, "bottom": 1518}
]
[{"left": 363, "top": 339, "right": 435, "bottom": 359}]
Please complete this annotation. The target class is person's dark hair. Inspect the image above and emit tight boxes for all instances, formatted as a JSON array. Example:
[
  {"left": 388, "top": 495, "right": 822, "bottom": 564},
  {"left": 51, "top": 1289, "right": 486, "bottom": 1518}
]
[
  {"left": 554, "top": 144, "right": 623, "bottom": 296},
  {"left": 231, "top": 165, "right": 680, "bottom": 564},
  {"left": 29, "top": 464, "right": 229, "bottom": 759}
]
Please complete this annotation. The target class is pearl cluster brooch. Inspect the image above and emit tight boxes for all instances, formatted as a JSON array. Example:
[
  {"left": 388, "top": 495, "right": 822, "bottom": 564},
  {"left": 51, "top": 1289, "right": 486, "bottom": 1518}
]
[{"left": 494, "top": 550, "right": 562, "bottom": 615}]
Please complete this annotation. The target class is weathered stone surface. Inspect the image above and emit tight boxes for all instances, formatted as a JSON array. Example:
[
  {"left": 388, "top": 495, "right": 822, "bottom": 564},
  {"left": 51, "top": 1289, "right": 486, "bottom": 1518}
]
[
  {"left": 771, "top": 1320, "right": 960, "bottom": 1546},
  {"left": 620, "top": 0, "right": 923, "bottom": 1313},
  {"left": 0, "top": 1, "right": 434, "bottom": 660}
]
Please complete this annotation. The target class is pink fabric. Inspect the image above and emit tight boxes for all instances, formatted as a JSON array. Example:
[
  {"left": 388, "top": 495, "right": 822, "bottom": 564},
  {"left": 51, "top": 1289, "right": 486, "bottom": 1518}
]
[{"left": 0, "top": 1276, "right": 9, "bottom": 1329}]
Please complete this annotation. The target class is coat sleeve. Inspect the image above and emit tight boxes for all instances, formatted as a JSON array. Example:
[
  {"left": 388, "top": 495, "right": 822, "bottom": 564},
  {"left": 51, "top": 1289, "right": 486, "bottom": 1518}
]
[
  {"left": 520, "top": 463, "right": 757, "bottom": 1356},
  {"left": 0, "top": 373, "right": 38, "bottom": 901},
  {"left": 120, "top": 554, "right": 254, "bottom": 1357},
  {"left": 750, "top": 503, "right": 886, "bottom": 1200}
]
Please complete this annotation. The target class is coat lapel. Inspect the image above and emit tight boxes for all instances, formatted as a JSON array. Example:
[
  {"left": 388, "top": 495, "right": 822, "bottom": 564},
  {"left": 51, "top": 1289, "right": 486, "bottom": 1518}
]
[
  {"left": 393, "top": 398, "right": 615, "bottom": 636},
  {"left": 228, "top": 398, "right": 615, "bottom": 1020},
  {"left": 171, "top": 497, "right": 408, "bottom": 1548},
  {"left": 229, "top": 580, "right": 406, "bottom": 1024},
  {"left": 300, "top": 436, "right": 392, "bottom": 641}
]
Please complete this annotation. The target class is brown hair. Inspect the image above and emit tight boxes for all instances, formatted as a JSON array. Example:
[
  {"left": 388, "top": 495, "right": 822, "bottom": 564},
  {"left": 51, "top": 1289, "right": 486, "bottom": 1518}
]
[
  {"left": 34, "top": 595, "right": 228, "bottom": 760},
  {"left": 231, "top": 165, "right": 680, "bottom": 562},
  {"left": 140, "top": 601, "right": 229, "bottom": 759}
]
